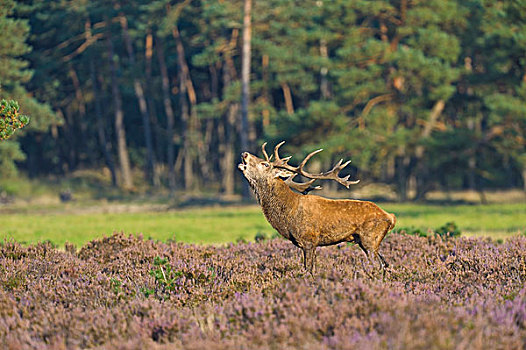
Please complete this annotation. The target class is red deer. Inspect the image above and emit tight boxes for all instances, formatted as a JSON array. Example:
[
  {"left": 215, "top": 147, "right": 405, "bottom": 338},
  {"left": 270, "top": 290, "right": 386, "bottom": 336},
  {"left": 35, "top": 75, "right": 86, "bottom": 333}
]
[{"left": 238, "top": 141, "right": 396, "bottom": 274}]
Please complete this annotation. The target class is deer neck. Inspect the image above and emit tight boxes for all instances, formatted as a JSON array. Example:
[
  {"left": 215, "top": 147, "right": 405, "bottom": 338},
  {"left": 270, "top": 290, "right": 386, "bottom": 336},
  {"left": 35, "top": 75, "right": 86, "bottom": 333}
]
[{"left": 254, "top": 179, "right": 299, "bottom": 232}]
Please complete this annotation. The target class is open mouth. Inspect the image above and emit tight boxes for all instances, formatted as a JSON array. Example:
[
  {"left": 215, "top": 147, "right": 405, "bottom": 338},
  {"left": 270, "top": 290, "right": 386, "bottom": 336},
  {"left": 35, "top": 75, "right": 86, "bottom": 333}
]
[{"left": 238, "top": 155, "right": 247, "bottom": 171}]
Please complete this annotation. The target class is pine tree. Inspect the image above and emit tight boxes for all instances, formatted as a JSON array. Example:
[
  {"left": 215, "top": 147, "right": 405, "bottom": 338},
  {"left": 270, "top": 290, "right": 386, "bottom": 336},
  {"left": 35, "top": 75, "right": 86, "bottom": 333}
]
[{"left": 0, "top": 0, "right": 55, "bottom": 178}]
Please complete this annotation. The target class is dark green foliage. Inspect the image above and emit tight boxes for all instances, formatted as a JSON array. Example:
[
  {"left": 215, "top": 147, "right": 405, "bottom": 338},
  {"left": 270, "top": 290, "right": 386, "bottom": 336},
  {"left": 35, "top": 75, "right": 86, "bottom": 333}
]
[
  {"left": 0, "top": 0, "right": 524, "bottom": 196},
  {"left": 435, "top": 221, "right": 462, "bottom": 238},
  {"left": 0, "top": 139, "right": 25, "bottom": 177},
  {"left": 0, "top": 100, "right": 29, "bottom": 140},
  {"left": 148, "top": 255, "right": 217, "bottom": 301},
  {"left": 236, "top": 236, "right": 248, "bottom": 244},
  {"left": 394, "top": 221, "right": 462, "bottom": 238},
  {"left": 149, "top": 256, "right": 180, "bottom": 294},
  {"left": 109, "top": 277, "right": 123, "bottom": 295},
  {"left": 254, "top": 232, "right": 268, "bottom": 242},
  {"left": 392, "top": 226, "right": 428, "bottom": 237},
  {"left": 0, "top": 0, "right": 56, "bottom": 178}
]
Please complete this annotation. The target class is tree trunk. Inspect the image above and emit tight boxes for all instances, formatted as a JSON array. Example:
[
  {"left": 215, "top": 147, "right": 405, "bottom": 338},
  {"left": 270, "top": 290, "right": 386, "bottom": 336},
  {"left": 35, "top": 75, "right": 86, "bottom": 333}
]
[
  {"left": 203, "top": 119, "right": 214, "bottom": 179},
  {"left": 62, "top": 108, "right": 77, "bottom": 172},
  {"left": 217, "top": 29, "right": 239, "bottom": 196},
  {"left": 172, "top": 26, "right": 207, "bottom": 187},
  {"left": 144, "top": 30, "right": 161, "bottom": 188},
  {"left": 386, "top": 154, "right": 395, "bottom": 182},
  {"left": 219, "top": 118, "right": 236, "bottom": 196},
  {"left": 414, "top": 99, "right": 445, "bottom": 200},
  {"left": 466, "top": 117, "right": 477, "bottom": 190},
  {"left": 261, "top": 54, "right": 270, "bottom": 130},
  {"left": 68, "top": 67, "right": 90, "bottom": 166},
  {"left": 320, "top": 39, "right": 330, "bottom": 100},
  {"left": 241, "top": 0, "right": 252, "bottom": 199},
  {"left": 172, "top": 24, "right": 195, "bottom": 191},
  {"left": 210, "top": 63, "right": 219, "bottom": 99},
  {"left": 90, "top": 60, "right": 117, "bottom": 186},
  {"left": 221, "top": 59, "right": 238, "bottom": 196},
  {"left": 156, "top": 37, "right": 177, "bottom": 192},
  {"left": 106, "top": 21, "right": 133, "bottom": 189},
  {"left": 415, "top": 100, "right": 445, "bottom": 159},
  {"left": 280, "top": 82, "right": 294, "bottom": 115},
  {"left": 408, "top": 171, "right": 417, "bottom": 200},
  {"left": 179, "top": 63, "right": 193, "bottom": 192},
  {"left": 119, "top": 14, "right": 156, "bottom": 186},
  {"left": 468, "top": 155, "right": 477, "bottom": 190},
  {"left": 395, "top": 147, "right": 410, "bottom": 202}
]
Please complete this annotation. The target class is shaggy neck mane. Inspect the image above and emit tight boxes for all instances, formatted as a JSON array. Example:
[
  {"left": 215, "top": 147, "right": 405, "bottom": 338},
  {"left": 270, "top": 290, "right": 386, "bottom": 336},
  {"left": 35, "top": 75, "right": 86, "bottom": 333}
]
[{"left": 250, "top": 179, "right": 300, "bottom": 231}]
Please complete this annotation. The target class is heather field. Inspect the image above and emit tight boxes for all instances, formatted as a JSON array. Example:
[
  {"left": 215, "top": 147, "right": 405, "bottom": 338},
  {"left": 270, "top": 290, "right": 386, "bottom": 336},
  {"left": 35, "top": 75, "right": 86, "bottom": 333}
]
[{"left": 1, "top": 232, "right": 525, "bottom": 349}]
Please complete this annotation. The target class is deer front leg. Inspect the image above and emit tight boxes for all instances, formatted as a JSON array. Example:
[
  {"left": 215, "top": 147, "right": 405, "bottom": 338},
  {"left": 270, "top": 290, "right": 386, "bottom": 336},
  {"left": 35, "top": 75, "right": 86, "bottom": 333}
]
[{"left": 302, "top": 246, "right": 316, "bottom": 274}]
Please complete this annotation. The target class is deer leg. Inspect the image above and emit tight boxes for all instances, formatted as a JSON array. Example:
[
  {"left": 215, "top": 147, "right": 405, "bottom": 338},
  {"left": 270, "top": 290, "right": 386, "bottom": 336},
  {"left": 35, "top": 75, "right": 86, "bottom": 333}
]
[
  {"left": 357, "top": 240, "right": 369, "bottom": 258},
  {"left": 302, "top": 246, "right": 316, "bottom": 274},
  {"left": 370, "top": 220, "right": 391, "bottom": 279},
  {"left": 351, "top": 233, "right": 369, "bottom": 257},
  {"left": 379, "top": 253, "right": 389, "bottom": 281},
  {"left": 351, "top": 234, "right": 374, "bottom": 278},
  {"left": 378, "top": 252, "right": 389, "bottom": 268},
  {"left": 360, "top": 221, "right": 389, "bottom": 278},
  {"left": 358, "top": 224, "right": 385, "bottom": 278},
  {"left": 373, "top": 250, "right": 388, "bottom": 280},
  {"left": 311, "top": 249, "right": 317, "bottom": 274}
]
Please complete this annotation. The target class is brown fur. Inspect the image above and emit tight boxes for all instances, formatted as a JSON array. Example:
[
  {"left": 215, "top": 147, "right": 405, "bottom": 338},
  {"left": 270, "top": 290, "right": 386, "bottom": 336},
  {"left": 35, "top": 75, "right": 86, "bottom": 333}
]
[{"left": 239, "top": 151, "right": 396, "bottom": 274}]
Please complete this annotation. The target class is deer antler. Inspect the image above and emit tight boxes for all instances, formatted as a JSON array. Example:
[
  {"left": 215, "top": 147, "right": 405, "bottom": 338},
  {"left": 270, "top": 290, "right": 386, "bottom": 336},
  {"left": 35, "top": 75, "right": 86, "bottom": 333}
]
[
  {"left": 284, "top": 174, "right": 321, "bottom": 195},
  {"left": 262, "top": 141, "right": 321, "bottom": 193},
  {"left": 272, "top": 141, "right": 360, "bottom": 189},
  {"left": 261, "top": 142, "right": 273, "bottom": 162}
]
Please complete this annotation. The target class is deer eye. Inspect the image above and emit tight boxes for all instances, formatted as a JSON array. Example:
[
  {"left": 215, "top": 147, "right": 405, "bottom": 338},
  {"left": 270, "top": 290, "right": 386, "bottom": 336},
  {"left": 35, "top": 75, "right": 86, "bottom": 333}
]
[{"left": 262, "top": 162, "right": 270, "bottom": 168}]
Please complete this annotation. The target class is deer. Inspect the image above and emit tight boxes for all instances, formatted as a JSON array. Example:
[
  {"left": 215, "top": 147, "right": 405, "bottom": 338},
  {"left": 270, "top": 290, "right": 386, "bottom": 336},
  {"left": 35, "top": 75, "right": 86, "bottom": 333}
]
[{"left": 238, "top": 141, "right": 396, "bottom": 275}]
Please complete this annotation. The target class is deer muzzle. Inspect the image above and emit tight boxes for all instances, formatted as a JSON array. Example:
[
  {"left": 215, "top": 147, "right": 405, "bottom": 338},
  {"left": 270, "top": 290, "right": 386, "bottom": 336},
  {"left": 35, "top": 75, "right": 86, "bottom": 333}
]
[{"left": 238, "top": 152, "right": 249, "bottom": 171}]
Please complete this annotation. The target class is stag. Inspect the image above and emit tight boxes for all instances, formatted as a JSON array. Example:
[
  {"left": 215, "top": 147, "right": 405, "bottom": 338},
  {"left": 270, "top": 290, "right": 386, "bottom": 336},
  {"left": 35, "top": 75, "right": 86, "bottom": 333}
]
[{"left": 238, "top": 141, "right": 396, "bottom": 275}]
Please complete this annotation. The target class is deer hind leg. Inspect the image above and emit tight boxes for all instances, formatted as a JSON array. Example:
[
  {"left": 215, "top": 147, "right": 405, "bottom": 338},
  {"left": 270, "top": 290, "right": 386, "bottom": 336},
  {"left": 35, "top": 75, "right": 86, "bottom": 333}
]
[
  {"left": 377, "top": 252, "right": 389, "bottom": 269},
  {"left": 372, "top": 221, "right": 392, "bottom": 278},
  {"left": 372, "top": 251, "right": 388, "bottom": 280},
  {"left": 351, "top": 233, "right": 369, "bottom": 257},
  {"left": 350, "top": 233, "right": 374, "bottom": 278},
  {"left": 302, "top": 246, "right": 317, "bottom": 274},
  {"left": 361, "top": 220, "right": 391, "bottom": 277}
]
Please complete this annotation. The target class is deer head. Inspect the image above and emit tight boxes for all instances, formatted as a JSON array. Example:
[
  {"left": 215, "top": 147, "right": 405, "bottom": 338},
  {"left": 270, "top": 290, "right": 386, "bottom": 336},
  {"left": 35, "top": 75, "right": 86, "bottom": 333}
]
[
  {"left": 237, "top": 144, "right": 295, "bottom": 195},
  {"left": 238, "top": 141, "right": 360, "bottom": 195}
]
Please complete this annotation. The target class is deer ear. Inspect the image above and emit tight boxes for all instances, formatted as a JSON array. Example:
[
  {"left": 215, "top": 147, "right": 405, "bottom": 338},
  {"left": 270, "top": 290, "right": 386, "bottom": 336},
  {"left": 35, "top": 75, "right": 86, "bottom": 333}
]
[{"left": 274, "top": 168, "right": 294, "bottom": 178}]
